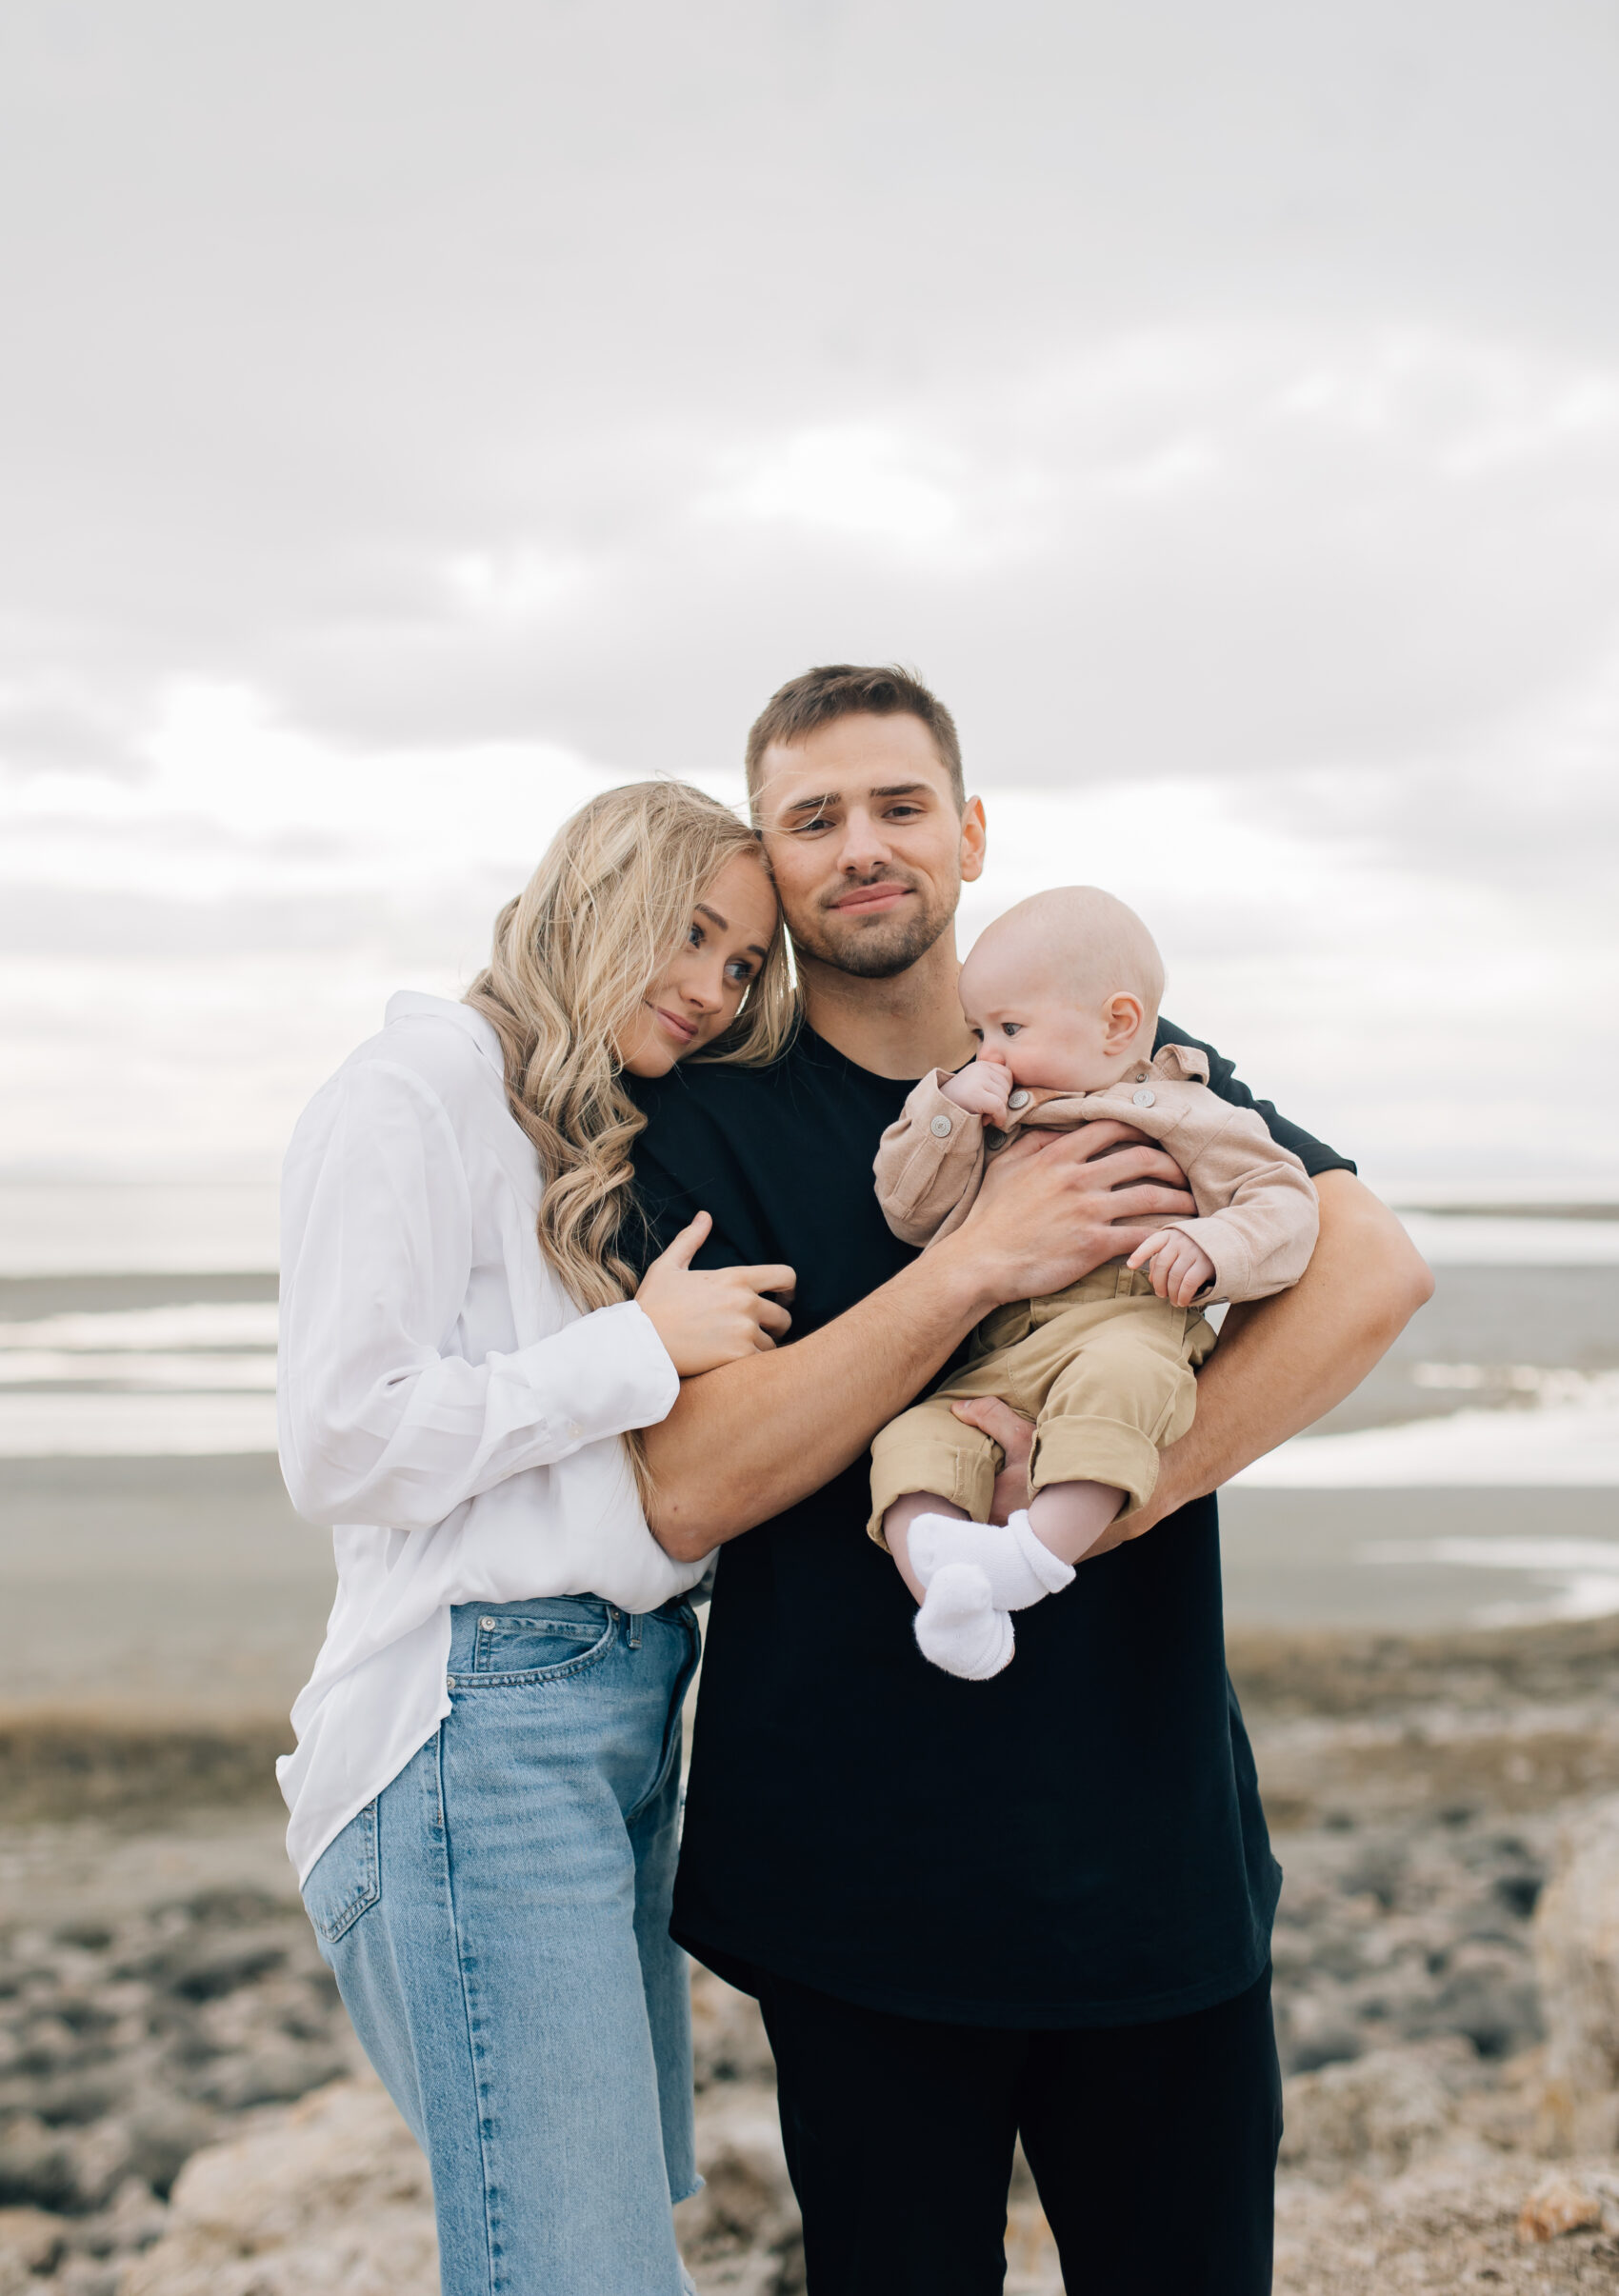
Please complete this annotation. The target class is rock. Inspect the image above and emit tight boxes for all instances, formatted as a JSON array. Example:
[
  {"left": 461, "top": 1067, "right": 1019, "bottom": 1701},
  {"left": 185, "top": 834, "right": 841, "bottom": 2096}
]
[
  {"left": 64, "top": 2175, "right": 170, "bottom": 2261},
  {"left": 1278, "top": 2046, "right": 1456, "bottom": 2183},
  {"left": 57, "top": 2261, "right": 121, "bottom": 2296},
  {"left": 184, "top": 2041, "right": 347, "bottom": 2112},
  {"left": 1406, "top": 1954, "right": 1543, "bottom": 2061},
  {"left": 690, "top": 1970, "right": 777, "bottom": 2092},
  {"left": 1517, "top": 2171, "right": 1606, "bottom": 2241},
  {"left": 679, "top": 2093, "right": 804, "bottom": 2295},
  {"left": 0, "top": 2111, "right": 79, "bottom": 2212},
  {"left": 119, "top": 2076, "right": 438, "bottom": 2296},
  {"left": 1533, "top": 1792, "right": 1619, "bottom": 2148},
  {"left": 1275, "top": 2152, "right": 1619, "bottom": 2293},
  {"left": 0, "top": 2205, "right": 68, "bottom": 2291}
]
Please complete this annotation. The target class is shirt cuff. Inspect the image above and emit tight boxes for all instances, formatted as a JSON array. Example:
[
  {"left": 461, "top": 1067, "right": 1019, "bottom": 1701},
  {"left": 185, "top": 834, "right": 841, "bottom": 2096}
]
[{"left": 511, "top": 1300, "right": 681, "bottom": 1454}]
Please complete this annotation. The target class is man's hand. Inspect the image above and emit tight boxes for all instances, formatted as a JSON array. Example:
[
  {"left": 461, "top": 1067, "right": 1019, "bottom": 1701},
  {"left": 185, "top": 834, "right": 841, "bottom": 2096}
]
[
  {"left": 955, "top": 1119, "right": 1196, "bottom": 1302},
  {"left": 950, "top": 1396, "right": 1035, "bottom": 1523},
  {"left": 1076, "top": 1170, "right": 1432, "bottom": 1563},
  {"left": 1128, "top": 1228, "right": 1216, "bottom": 1307},
  {"left": 941, "top": 1059, "right": 1013, "bottom": 1123}
]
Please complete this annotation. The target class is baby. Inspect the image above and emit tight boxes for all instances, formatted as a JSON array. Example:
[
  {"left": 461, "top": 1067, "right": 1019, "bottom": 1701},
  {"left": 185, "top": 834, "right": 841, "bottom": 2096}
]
[{"left": 870, "top": 885, "right": 1321, "bottom": 1681}]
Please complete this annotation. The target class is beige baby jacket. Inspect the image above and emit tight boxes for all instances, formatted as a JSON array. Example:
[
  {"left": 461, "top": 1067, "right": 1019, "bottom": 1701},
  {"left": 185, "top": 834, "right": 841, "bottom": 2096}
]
[{"left": 874, "top": 1043, "right": 1319, "bottom": 1305}]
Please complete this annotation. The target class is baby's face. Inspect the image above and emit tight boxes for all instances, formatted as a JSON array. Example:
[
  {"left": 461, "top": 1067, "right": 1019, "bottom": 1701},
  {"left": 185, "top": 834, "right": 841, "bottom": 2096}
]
[{"left": 958, "top": 929, "right": 1140, "bottom": 1094}]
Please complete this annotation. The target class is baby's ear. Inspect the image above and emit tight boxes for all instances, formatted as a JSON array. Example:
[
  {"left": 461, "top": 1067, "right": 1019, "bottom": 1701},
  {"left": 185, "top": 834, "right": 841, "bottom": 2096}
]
[{"left": 1101, "top": 991, "right": 1146, "bottom": 1052}]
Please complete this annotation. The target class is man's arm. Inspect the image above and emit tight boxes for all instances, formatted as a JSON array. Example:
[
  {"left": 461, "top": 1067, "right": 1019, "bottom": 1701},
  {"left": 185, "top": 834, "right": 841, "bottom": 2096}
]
[
  {"left": 642, "top": 1130, "right": 1196, "bottom": 1558},
  {"left": 1083, "top": 1169, "right": 1432, "bottom": 1555}
]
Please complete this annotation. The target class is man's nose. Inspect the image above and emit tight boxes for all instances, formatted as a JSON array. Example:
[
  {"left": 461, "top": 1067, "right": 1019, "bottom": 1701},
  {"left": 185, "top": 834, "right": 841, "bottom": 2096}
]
[{"left": 835, "top": 807, "right": 894, "bottom": 875}]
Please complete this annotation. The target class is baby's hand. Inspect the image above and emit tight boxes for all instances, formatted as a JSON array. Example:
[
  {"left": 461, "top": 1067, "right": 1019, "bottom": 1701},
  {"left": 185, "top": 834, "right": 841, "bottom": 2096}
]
[
  {"left": 1128, "top": 1228, "right": 1216, "bottom": 1307},
  {"left": 940, "top": 1060, "right": 1014, "bottom": 1122}
]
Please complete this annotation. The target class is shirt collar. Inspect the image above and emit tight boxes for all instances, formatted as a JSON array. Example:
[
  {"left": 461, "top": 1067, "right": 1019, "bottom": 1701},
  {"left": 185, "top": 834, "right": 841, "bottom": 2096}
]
[
  {"left": 1129, "top": 1042, "right": 1209, "bottom": 1086},
  {"left": 385, "top": 990, "right": 506, "bottom": 1079}
]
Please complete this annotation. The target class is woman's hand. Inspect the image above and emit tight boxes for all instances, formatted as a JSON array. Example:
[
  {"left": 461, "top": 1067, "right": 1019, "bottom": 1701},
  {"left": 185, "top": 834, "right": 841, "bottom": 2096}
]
[{"left": 635, "top": 1211, "right": 796, "bottom": 1377}]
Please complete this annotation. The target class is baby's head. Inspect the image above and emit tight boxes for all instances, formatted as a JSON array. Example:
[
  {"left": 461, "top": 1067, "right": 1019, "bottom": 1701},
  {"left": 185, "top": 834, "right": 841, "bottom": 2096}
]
[{"left": 958, "top": 887, "right": 1163, "bottom": 1094}]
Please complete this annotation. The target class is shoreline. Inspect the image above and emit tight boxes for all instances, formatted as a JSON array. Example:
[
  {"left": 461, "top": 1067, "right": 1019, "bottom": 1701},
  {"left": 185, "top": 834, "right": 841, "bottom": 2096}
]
[{"left": 3, "top": 1608, "right": 1617, "bottom": 1827}]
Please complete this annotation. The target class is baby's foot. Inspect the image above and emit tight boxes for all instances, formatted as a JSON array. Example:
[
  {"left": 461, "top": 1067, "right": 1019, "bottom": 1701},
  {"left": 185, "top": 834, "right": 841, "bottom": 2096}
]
[
  {"left": 913, "top": 1563, "right": 1014, "bottom": 1681},
  {"left": 907, "top": 1511, "right": 1075, "bottom": 1611}
]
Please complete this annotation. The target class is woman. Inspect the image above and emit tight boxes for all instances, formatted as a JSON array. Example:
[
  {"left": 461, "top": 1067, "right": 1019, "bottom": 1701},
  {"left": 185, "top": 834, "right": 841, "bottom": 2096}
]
[{"left": 276, "top": 781, "right": 797, "bottom": 2295}]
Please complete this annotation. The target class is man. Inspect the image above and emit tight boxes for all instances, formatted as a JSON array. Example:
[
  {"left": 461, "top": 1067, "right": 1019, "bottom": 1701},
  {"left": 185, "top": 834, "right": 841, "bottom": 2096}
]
[{"left": 629, "top": 665, "right": 1430, "bottom": 2295}]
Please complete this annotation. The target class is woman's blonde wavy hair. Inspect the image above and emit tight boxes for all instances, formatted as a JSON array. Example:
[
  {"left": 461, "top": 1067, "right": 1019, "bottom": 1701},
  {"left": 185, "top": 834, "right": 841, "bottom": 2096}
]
[{"left": 465, "top": 779, "right": 795, "bottom": 1321}]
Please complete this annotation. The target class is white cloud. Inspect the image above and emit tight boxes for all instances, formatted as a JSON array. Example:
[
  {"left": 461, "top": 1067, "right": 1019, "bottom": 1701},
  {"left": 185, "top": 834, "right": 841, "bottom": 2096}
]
[
  {"left": 1, "top": 3, "right": 1615, "bottom": 1191},
  {"left": 703, "top": 427, "right": 967, "bottom": 547},
  {"left": 443, "top": 546, "right": 598, "bottom": 625}
]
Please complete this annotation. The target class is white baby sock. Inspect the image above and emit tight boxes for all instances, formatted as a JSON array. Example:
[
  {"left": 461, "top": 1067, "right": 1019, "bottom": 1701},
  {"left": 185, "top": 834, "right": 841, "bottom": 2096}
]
[
  {"left": 912, "top": 1564, "right": 1014, "bottom": 1681},
  {"left": 908, "top": 1510, "right": 1076, "bottom": 1610},
  {"left": 907, "top": 1513, "right": 1076, "bottom": 1682}
]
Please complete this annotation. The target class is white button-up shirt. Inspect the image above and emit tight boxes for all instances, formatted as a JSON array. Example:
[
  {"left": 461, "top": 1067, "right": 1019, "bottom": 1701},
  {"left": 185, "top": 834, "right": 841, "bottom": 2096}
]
[{"left": 276, "top": 991, "right": 705, "bottom": 1884}]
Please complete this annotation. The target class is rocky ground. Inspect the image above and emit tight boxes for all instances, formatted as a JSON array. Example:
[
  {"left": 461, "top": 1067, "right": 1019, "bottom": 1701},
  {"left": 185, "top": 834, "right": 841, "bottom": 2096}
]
[{"left": 4, "top": 1612, "right": 1619, "bottom": 2292}]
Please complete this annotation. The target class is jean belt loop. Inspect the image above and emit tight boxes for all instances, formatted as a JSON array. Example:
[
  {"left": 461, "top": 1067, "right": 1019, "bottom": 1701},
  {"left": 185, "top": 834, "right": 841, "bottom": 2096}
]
[{"left": 627, "top": 1611, "right": 642, "bottom": 1649}]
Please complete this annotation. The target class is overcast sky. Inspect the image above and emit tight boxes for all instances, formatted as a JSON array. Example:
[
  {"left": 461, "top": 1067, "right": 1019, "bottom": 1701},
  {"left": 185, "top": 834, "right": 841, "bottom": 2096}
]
[{"left": 3, "top": 0, "right": 1616, "bottom": 1191}]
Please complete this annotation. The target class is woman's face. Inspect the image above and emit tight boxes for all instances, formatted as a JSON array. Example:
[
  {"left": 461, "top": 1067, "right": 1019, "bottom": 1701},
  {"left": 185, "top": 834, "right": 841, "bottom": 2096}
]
[{"left": 616, "top": 852, "right": 781, "bottom": 1079}]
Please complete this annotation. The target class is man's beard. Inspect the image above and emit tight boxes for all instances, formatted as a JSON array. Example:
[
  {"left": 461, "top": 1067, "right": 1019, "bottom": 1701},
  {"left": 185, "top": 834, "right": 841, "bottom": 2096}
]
[{"left": 790, "top": 880, "right": 956, "bottom": 980}]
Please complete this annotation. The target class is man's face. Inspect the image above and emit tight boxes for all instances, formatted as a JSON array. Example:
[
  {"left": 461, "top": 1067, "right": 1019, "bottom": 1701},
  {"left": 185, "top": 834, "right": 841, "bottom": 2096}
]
[{"left": 752, "top": 713, "right": 986, "bottom": 980}]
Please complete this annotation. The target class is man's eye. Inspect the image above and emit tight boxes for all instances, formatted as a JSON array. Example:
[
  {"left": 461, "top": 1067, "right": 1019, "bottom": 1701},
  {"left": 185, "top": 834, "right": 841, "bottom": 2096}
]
[{"left": 796, "top": 816, "right": 830, "bottom": 834}]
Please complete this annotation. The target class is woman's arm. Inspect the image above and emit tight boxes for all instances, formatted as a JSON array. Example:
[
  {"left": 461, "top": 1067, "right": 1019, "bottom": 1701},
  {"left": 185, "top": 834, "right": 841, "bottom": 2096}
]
[
  {"left": 279, "top": 1059, "right": 679, "bottom": 1528},
  {"left": 1085, "top": 1169, "right": 1432, "bottom": 1553}
]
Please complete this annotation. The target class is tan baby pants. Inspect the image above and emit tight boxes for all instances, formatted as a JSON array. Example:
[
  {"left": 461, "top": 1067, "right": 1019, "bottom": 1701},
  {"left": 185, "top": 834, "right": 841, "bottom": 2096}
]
[{"left": 868, "top": 1262, "right": 1217, "bottom": 1546}]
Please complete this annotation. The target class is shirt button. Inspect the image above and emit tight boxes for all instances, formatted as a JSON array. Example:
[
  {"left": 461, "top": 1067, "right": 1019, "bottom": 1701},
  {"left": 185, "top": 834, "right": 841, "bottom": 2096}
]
[
  {"left": 929, "top": 1113, "right": 953, "bottom": 1137},
  {"left": 1008, "top": 1088, "right": 1031, "bottom": 1111},
  {"left": 480, "top": 1617, "right": 496, "bottom": 1630},
  {"left": 565, "top": 1419, "right": 583, "bottom": 1439},
  {"left": 1132, "top": 1088, "right": 1156, "bottom": 1108},
  {"left": 446, "top": 1674, "right": 457, "bottom": 1690}
]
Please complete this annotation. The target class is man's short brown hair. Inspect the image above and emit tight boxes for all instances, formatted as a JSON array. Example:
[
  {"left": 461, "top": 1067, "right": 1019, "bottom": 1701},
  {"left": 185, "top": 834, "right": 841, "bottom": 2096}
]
[{"left": 744, "top": 664, "right": 965, "bottom": 812}]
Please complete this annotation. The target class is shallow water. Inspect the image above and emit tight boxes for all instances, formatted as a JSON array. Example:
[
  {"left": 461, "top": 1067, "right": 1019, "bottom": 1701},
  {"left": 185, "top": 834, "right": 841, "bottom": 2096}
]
[{"left": 0, "top": 1246, "right": 1615, "bottom": 1719}]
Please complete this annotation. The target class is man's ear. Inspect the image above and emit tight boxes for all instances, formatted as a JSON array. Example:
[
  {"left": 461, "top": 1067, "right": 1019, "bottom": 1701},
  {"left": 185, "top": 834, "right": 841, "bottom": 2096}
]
[
  {"left": 959, "top": 795, "right": 987, "bottom": 885},
  {"left": 1102, "top": 991, "right": 1145, "bottom": 1054}
]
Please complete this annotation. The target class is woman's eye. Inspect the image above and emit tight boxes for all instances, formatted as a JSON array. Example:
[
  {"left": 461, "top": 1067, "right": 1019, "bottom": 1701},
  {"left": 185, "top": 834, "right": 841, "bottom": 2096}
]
[
  {"left": 724, "top": 960, "right": 755, "bottom": 985},
  {"left": 688, "top": 921, "right": 704, "bottom": 948}
]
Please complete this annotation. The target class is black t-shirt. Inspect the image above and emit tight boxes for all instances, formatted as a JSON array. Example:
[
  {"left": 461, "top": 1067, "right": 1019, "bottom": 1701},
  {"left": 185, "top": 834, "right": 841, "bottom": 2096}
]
[{"left": 628, "top": 1019, "right": 1355, "bottom": 2028}]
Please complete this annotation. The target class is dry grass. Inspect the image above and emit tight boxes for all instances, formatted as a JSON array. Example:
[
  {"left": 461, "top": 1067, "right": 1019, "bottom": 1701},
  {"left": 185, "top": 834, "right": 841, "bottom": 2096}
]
[
  {"left": 0, "top": 1709, "right": 292, "bottom": 1824},
  {"left": 1229, "top": 1612, "right": 1619, "bottom": 1719}
]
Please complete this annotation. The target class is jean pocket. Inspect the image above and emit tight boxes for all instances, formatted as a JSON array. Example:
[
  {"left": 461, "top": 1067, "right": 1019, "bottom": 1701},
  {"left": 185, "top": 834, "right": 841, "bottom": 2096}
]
[
  {"left": 302, "top": 1799, "right": 380, "bottom": 1946},
  {"left": 461, "top": 1604, "right": 617, "bottom": 1686}
]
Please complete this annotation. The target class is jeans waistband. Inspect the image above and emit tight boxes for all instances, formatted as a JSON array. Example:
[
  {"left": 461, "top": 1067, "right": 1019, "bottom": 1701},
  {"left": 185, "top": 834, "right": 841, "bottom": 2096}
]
[
  {"left": 446, "top": 1591, "right": 696, "bottom": 1666},
  {"left": 447, "top": 1592, "right": 690, "bottom": 1637}
]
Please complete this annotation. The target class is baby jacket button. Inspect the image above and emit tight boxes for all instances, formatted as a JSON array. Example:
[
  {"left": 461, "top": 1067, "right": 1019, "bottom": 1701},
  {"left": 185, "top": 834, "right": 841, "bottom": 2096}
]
[
  {"left": 1008, "top": 1088, "right": 1031, "bottom": 1110},
  {"left": 1132, "top": 1088, "right": 1156, "bottom": 1108},
  {"left": 929, "top": 1113, "right": 953, "bottom": 1137}
]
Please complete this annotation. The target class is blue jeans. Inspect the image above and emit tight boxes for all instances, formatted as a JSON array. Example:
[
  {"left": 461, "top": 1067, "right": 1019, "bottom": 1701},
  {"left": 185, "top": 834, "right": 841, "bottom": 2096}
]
[{"left": 301, "top": 1595, "right": 703, "bottom": 2296}]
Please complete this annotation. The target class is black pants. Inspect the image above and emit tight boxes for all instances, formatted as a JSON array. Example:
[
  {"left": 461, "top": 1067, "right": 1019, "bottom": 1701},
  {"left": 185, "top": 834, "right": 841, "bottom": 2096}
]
[{"left": 754, "top": 1963, "right": 1282, "bottom": 2296}]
